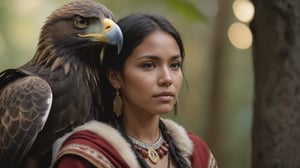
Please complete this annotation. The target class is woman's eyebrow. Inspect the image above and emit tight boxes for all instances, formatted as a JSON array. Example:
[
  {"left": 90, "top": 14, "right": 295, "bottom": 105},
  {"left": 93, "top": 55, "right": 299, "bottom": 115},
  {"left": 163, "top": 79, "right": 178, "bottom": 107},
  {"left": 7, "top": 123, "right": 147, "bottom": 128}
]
[
  {"left": 171, "top": 55, "right": 182, "bottom": 60},
  {"left": 137, "top": 55, "right": 181, "bottom": 60},
  {"left": 137, "top": 55, "right": 159, "bottom": 60}
]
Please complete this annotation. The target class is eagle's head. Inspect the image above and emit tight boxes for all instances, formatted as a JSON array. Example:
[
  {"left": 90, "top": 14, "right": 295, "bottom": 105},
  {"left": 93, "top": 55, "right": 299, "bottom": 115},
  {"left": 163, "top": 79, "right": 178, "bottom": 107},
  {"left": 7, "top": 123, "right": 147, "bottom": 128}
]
[{"left": 32, "top": 0, "right": 123, "bottom": 67}]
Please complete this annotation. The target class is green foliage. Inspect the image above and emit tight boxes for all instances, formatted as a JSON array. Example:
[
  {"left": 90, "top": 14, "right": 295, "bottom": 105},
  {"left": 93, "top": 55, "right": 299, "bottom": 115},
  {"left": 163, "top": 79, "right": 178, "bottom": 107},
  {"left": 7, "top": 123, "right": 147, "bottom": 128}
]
[{"left": 166, "top": 0, "right": 207, "bottom": 22}]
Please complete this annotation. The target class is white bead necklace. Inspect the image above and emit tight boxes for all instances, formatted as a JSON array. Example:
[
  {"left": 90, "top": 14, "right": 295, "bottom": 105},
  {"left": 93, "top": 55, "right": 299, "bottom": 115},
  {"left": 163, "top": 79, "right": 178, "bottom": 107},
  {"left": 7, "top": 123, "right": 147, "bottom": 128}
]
[
  {"left": 128, "top": 134, "right": 164, "bottom": 150},
  {"left": 128, "top": 134, "right": 168, "bottom": 164}
]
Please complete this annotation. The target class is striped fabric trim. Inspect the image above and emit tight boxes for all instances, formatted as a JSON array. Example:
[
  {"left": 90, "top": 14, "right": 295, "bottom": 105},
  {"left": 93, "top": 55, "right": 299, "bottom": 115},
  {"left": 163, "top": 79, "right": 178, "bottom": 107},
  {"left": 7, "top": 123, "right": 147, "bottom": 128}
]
[
  {"left": 208, "top": 152, "right": 218, "bottom": 168},
  {"left": 54, "top": 143, "right": 115, "bottom": 168}
]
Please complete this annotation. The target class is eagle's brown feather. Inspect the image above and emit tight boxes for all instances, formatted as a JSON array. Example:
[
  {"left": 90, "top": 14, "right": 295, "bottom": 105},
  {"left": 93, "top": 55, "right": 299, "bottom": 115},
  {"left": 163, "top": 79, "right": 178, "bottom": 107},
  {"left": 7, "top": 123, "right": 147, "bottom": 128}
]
[{"left": 0, "top": 0, "right": 121, "bottom": 167}]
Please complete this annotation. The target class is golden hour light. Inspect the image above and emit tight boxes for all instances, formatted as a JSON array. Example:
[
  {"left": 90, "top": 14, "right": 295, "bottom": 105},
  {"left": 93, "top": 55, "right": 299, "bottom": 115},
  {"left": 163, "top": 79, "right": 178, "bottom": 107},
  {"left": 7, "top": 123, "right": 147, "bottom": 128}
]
[
  {"left": 228, "top": 22, "right": 253, "bottom": 49},
  {"left": 233, "top": 0, "right": 255, "bottom": 23}
]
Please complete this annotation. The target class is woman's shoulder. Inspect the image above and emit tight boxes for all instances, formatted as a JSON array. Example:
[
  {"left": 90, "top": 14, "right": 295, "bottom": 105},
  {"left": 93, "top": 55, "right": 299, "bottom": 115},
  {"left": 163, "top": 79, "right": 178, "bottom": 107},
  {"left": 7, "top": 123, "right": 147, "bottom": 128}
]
[
  {"left": 52, "top": 129, "right": 116, "bottom": 168},
  {"left": 161, "top": 118, "right": 218, "bottom": 168},
  {"left": 51, "top": 120, "right": 140, "bottom": 168},
  {"left": 187, "top": 132, "right": 209, "bottom": 150},
  {"left": 187, "top": 132, "right": 218, "bottom": 168}
]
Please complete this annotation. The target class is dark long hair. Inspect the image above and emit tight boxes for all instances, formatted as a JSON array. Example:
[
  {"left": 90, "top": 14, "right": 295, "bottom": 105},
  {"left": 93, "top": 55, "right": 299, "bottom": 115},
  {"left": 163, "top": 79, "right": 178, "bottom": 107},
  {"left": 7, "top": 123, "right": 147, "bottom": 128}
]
[{"left": 100, "top": 14, "right": 189, "bottom": 167}]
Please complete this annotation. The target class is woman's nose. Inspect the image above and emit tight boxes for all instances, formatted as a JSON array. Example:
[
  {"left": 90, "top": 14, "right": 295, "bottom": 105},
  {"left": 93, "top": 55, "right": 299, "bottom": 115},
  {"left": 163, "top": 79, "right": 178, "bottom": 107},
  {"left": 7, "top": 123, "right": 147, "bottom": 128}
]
[{"left": 158, "top": 67, "right": 172, "bottom": 87}]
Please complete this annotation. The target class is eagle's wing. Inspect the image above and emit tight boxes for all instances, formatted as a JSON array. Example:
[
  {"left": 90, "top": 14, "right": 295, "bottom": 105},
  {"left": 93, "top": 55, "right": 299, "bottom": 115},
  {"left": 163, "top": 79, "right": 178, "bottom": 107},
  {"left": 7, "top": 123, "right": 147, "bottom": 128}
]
[{"left": 0, "top": 69, "right": 52, "bottom": 168}]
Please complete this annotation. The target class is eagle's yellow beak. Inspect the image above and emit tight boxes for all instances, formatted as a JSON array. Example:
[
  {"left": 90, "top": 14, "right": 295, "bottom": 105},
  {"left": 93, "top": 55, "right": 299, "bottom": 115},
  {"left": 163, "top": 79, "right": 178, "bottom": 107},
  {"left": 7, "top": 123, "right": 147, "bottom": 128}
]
[{"left": 78, "top": 18, "right": 123, "bottom": 54}]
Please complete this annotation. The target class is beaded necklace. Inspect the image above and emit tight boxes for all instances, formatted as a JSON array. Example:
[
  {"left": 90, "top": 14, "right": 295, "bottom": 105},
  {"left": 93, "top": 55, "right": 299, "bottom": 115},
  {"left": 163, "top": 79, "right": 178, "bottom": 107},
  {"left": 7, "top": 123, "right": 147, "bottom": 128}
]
[{"left": 129, "top": 134, "right": 169, "bottom": 164}]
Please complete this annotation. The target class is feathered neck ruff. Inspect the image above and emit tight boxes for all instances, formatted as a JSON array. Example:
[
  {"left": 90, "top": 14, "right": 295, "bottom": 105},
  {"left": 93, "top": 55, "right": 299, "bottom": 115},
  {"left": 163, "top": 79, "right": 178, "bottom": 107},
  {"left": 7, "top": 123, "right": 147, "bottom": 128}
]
[{"left": 52, "top": 118, "right": 193, "bottom": 167}]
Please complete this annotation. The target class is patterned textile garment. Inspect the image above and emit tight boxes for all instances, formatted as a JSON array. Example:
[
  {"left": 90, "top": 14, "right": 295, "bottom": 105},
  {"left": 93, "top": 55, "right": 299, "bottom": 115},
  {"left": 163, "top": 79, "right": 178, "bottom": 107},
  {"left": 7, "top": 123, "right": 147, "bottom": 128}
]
[{"left": 51, "top": 119, "right": 218, "bottom": 168}]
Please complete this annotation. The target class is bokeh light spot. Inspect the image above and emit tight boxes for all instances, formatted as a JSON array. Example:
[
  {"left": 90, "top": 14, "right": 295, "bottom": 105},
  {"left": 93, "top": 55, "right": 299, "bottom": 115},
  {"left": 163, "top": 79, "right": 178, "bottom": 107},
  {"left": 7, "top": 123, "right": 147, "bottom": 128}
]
[
  {"left": 228, "top": 22, "right": 253, "bottom": 49},
  {"left": 233, "top": 0, "right": 255, "bottom": 23}
]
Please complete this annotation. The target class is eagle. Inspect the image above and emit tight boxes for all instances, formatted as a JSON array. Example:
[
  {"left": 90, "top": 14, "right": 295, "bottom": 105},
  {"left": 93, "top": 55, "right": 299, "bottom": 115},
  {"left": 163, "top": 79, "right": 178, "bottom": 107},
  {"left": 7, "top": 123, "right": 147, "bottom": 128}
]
[{"left": 0, "top": 0, "right": 123, "bottom": 167}]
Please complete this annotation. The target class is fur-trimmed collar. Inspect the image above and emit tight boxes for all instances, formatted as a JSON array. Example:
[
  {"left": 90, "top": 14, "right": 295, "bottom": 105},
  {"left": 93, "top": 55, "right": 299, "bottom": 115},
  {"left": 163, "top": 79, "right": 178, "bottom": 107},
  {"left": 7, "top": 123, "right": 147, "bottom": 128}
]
[
  {"left": 52, "top": 118, "right": 193, "bottom": 167},
  {"left": 161, "top": 118, "right": 193, "bottom": 165}
]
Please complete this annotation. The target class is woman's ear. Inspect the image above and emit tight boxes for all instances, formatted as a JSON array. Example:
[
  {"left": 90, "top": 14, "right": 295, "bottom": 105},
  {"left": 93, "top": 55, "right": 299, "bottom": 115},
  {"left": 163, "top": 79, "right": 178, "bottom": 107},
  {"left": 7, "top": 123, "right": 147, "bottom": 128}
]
[{"left": 107, "top": 69, "right": 122, "bottom": 88}]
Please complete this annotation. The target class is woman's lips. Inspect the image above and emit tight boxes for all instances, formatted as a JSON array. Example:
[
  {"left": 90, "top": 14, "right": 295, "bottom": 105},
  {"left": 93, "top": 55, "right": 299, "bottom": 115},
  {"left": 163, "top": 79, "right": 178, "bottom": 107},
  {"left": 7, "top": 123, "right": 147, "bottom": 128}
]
[{"left": 153, "top": 92, "right": 174, "bottom": 102}]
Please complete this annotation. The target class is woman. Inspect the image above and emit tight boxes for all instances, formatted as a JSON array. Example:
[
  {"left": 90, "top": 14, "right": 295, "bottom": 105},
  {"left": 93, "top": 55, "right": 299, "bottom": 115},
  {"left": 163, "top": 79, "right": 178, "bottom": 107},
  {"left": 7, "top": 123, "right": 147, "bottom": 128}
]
[{"left": 51, "top": 14, "right": 217, "bottom": 168}]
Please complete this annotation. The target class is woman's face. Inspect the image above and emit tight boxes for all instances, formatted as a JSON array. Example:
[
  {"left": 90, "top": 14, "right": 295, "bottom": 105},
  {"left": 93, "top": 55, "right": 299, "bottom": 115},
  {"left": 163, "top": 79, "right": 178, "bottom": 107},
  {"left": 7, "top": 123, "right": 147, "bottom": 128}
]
[{"left": 119, "top": 30, "right": 183, "bottom": 116}]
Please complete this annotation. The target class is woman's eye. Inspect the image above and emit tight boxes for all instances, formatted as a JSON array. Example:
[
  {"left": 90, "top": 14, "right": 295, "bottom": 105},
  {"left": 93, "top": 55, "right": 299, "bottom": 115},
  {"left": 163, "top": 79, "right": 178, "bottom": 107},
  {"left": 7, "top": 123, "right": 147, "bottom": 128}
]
[
  {"left": 142, "top": 62, "right": 155, "bottom": 69},
  {"left": 74, "top": 16, "right": 89, "bottom": 29},
  {"left": 170, "top": 62, "right": 182, "bottom": 70}
]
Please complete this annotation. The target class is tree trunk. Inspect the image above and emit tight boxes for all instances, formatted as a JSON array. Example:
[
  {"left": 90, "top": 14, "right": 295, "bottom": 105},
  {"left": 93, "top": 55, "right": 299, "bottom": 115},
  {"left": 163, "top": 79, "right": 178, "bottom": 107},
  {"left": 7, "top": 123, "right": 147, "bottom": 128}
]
[
  {"left": 205, "top": 0, "right": 231, "bottom": 164},
  {"left": 251, "top": 0, "right": 300, "bottom": 167}
]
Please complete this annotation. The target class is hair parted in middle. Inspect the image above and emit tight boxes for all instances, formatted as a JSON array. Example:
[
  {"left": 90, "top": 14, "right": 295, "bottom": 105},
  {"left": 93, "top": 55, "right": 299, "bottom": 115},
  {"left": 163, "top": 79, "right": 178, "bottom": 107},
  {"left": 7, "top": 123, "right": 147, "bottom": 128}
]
[{"left": 100, "top": 13, "right": 185, "bottom": 122}]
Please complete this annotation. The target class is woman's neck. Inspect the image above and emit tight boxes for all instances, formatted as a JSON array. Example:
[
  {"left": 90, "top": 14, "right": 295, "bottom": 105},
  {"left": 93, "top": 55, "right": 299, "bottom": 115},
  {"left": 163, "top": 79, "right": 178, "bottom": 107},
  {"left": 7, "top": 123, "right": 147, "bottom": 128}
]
[{"left": 122, "top": 113, "right": 161, "bottom": 144}]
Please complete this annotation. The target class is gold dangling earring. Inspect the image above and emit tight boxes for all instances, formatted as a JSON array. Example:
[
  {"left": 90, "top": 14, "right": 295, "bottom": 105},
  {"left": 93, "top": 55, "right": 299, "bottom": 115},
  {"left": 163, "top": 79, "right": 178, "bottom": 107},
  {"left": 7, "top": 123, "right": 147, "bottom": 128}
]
[
  {"left": 113, "top": 89, "right": 122, "bottom": 117},
  {"left": 174, "top": 101, "right": 178, "bottom": 116}
]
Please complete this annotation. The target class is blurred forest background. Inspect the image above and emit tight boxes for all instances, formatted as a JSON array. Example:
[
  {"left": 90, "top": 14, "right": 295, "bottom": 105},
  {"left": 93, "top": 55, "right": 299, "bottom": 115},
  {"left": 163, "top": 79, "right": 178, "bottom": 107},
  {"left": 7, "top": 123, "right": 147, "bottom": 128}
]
[{"left": 0, "top": 0, "right": 254, "bottom": 167}]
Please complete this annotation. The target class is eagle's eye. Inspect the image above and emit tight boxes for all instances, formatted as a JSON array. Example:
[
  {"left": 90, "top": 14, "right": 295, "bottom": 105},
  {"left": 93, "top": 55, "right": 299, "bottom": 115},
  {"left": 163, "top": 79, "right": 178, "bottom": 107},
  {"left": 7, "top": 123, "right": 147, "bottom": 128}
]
[{"left": 74, "top": 16, "right": 89, "bottom": 29}]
